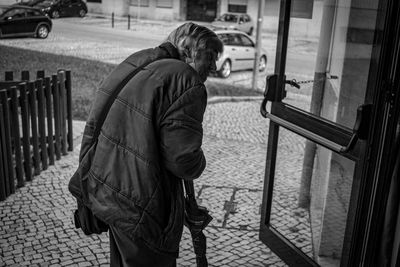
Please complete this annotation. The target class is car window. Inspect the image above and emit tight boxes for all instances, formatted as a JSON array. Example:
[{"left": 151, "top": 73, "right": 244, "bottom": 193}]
[
  {"left": 217, "top": 34, "right": 229, "bottom": 45},
  {"left": 0, "top": 7, "right": 9, "bottom": 15},
  {"left": 237, "top": 34, "right": 254, "bottom": 47},
  {"left": 26, "top": 10, "right": 41, "bottom": 16},
  {"left": 217, "top": 33, "right": 238, "bottom": 46},
  {"left": 221, "top": 13, "right": 238, "bottom": 23},
  {"left": 244, "top": 15, "right": 250, "bottom": 22},
  {"left": 230, "top": 34, "right": 242, "bottom": 46},
  {"left": 2, "top": 8, "right": 26, "bottom": 19}
]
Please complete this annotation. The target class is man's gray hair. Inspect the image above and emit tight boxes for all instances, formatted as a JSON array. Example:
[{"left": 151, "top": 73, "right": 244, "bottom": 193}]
[{"left": 166, "top": 22, "right": 223, "bottom": 62}]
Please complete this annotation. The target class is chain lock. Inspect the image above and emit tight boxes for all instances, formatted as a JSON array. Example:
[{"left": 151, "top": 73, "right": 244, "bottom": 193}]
[{"left": 287, "top": 74, "right": 338, "bottom": 87}]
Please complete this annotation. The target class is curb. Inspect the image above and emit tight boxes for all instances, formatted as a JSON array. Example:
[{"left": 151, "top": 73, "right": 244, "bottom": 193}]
[{"left": 207, "top": 96, "right": 264, "bottom": 104}]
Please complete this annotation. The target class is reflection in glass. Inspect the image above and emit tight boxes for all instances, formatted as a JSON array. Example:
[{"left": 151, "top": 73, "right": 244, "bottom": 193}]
[
  {"left": 270, "top": 128, "right": 355, "bottom": 266},
  {"left": 283, "top": 0, "right": 379, "bottom": 129}
]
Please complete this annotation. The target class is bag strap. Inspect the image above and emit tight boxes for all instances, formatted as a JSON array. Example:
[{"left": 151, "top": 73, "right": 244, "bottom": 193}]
[
  {"left": 76, "top": 60, "right": 158, "bottom": 203},
  {"left": 92, "top": 59, "right": 157, "bottom": 142}
]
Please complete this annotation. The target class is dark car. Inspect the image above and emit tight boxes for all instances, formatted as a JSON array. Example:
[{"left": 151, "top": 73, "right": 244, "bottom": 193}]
[
  {"left": 35, "top": 0, "right": 87, "bottom": 18},
  {"left": 0, "top": 5, "right": 52, "bottom": 38}
]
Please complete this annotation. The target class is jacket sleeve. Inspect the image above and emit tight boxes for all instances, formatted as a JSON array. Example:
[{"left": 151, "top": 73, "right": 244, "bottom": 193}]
[{"left": 160, "top": 85, "right": 207, "bottom": 180}]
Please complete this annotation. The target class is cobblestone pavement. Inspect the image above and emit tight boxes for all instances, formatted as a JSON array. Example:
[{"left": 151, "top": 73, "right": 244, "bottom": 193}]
[
  {"left": 0, "top": 15, "right": 316, "bottom": 266},
  {"left": 0, "top": 101, "right": 296, "bottom": 266}
]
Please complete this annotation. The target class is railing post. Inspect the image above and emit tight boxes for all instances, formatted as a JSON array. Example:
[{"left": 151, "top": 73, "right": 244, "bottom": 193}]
[
  {"left": 45, "top": 77, "right": 55, "bottom": 165},
  {"left": 0, "top": 104, "right": 7, "bottom": 201},
  {"left": 21, "top": 70, "right": 29, "bottom": 81},
  {"left": 37, "top": 70, "right": 45, "bottom": 79},
  {"left": 112, "top": 12, "right": 114, "bottom": 28},
  {"left": 36, "top": 79, "right": 48, "bottom": 170},
  {"left": 19, "top": 83, "right": 33, "bottom": 181},
  {"left": 58, "top": 70, "right": 67, "bottom": 156},
  {"left": 10, "top": 87, "right": 24, "bottom": 187},
  {"left": 0, "top": 103, "right": 10, "bottom": 198},
  {"left": 0, "top": 90, "right": 15, "bottom": 194},
  {"left": 52, "top": 75, "right": 61, "bottom": 160},
  {"left": 28, "top": 82, "right": 41, "bottom": 175},
  {"left": 5, "top": 71, "right": 13, "bottom": 81},
  {"left": 128, "top": 14, "right": 130, "bottom": 30},
  {"left": 65, "top": 70, "right": 73, "bottom": 151}
]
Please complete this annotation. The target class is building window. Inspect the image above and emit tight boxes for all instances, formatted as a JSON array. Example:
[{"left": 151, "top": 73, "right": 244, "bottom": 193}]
[
  {"left": 156, "top": 0, "right": 172, "bottom": 8},
  {"left": 130, "top": 0, "right": 149, "bottom": 7},
  {"left": 228, "top": 0, "right": 247, "bottom": 13},
  {"left": 228, "top": 4, "right": 247, "bottom": 13},
  {"left": 87, "top": 0, "right": 101, "bottom": 3}
]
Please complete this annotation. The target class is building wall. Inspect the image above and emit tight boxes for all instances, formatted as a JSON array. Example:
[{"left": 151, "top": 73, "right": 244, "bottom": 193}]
[
  {"left": 86, "top": 2, "right": 103, "bottom": 14},
  {"left": 87, "top": 0, "right": 129, "bottom": 16},
  {"left": 128, "top": 0, "right": 180, "bottom": 21},
  {"left": 86, "top": 0, "right": 180, "bottom": 20},
  {"left": 87, "top": 0, "right": 274, "bottom": 23},
  {"left": 216, "top": 0, "right": 322, "bottom": 39}
]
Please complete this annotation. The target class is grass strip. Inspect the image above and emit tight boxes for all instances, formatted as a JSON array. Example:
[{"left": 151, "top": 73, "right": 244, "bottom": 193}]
[{"left": 0, "top": 45, "right": 261, "bottom": 121}]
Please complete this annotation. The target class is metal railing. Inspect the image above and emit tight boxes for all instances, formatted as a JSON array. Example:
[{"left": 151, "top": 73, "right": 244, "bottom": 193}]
[{"left": 0, "top": 70, "right": 73, "bottom": 201}]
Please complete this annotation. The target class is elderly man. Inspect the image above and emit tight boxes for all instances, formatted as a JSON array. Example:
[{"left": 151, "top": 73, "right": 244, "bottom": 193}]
[{"left": 69, "top": 23, "right": 223, "bottom": 266}]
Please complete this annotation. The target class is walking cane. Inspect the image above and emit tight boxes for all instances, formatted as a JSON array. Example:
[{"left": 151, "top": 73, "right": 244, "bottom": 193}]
[{"left": 183, "top": 180, "right": 213, "bottom": 267}]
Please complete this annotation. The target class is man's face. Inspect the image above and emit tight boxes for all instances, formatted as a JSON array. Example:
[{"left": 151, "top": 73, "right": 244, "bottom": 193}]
[{"left": 192, "top": 49, "right": 219, "bottom": 83}]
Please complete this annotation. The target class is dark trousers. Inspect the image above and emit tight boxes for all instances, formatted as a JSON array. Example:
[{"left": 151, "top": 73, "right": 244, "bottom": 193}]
[{"left": 109, "top": 226, "right": 177, "bottom": 267}]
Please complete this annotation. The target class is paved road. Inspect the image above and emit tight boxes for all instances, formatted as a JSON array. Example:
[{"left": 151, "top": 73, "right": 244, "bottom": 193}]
[
  {"left": 0, "top": 15, "right": 316, "bottom": 91},
  {"left": 52, "top": 18, "right": 162, "bottom": 47},
  {"left": 56, "top": 16, "right": 318, "bottom": 85}
]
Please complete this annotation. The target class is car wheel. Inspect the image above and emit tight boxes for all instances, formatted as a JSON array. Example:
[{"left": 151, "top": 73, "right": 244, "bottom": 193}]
[
  {"left": 259, "top": 56, "right": 267, "bottom": 72},
  {"left": 51, "top": 10, "right": 60, "bottom": 18},
  {"left": 248, "top": 27, "right": 254, "bottom": 36},
  {"left": 36, "top": 25, "right": 49, "bottom": 39},
  {"left": 218, "top": 60, "right": 231, "bottom": 78},
  {"left": 78, "top": 9, "right": 86, "bottom": 17}
]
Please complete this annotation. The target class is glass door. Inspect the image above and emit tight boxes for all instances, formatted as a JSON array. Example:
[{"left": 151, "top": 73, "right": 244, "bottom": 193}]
[{"left": 259, "top": 0, "right": 386, "bottom": 265}]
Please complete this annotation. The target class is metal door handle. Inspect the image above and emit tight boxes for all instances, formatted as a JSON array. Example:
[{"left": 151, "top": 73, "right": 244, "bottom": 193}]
[
  {"left": 339, "top": 104, "right": 371, "bottom": 153},
  {"left": 265, "top": 113, "right": 347, "bottom": 153},
  {"left": 260, "top": 74, "right": 299, "bottom": 117},
  {"left": 260, "top": 74, "right": 372, "bottom": 154},
  {"left": 263, "top": 104, "right": 371, "bottom": 154}
]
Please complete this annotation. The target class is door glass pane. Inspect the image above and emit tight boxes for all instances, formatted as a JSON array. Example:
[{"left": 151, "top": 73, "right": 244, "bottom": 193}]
[
  {"left": 284, "top": 0, "right": 379, "bottom": 129},
  {"left": 270, "top": 127, "right": 355, "bottom": 266}
]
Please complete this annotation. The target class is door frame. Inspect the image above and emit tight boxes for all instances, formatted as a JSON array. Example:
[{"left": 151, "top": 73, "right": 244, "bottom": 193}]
[
  {"left": 351, "top": 0, "right": 400, "bottom": 264},
  {"left": 258, "top": 0, "right": 397, "bottom": 265}
]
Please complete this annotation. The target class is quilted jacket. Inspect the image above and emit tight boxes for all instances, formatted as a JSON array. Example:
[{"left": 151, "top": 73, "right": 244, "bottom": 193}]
[{"left": 73, "top": 42, "right": 207, "bottom": 257}]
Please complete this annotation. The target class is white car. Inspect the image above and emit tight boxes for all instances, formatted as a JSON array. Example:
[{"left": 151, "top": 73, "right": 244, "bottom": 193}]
[
  {"left": 211, "top": 13, "right": 254, "bottom": 35},
  {"left": 215, "top": 30, "right": 267, "bottom": 78}
]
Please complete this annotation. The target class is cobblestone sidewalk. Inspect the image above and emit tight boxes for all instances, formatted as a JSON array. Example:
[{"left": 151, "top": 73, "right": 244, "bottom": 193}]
[
  {"left": 0, "top": 14, "right": 316, "bottom": 266},
  {"left": 0, "top": 101, "right": 291, "bottom": 266}
]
